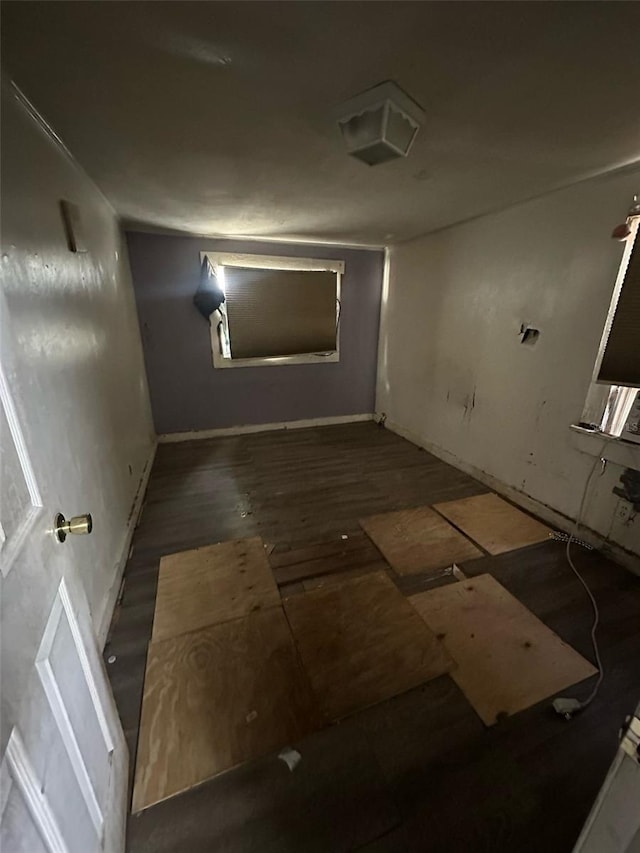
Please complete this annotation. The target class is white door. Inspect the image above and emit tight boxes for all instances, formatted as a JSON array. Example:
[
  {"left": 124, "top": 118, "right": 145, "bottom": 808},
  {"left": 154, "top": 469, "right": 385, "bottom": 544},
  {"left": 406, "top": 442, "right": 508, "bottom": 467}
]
[
  {"left": 573, "top": 707, "right": 640, "bottom": 853},
  {"left": 0, "top": 288, "right": 127, "bottom": 850}
]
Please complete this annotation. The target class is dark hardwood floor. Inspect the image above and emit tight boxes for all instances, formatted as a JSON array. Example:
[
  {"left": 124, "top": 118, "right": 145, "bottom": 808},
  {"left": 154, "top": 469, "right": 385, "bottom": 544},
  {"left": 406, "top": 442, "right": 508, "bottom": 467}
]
[{"left": 104, "top": 422, "right": 640, "bottom": 853}]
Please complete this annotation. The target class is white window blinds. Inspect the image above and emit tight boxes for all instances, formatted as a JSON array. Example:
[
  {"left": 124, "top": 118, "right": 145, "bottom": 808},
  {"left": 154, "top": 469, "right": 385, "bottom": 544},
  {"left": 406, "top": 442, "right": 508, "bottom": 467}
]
[
  {"left": 223, "top": 266, "right": 338, "bottom": 359},
  {"left": 596, "top": 223, "right": 640, "bottom": 387}
]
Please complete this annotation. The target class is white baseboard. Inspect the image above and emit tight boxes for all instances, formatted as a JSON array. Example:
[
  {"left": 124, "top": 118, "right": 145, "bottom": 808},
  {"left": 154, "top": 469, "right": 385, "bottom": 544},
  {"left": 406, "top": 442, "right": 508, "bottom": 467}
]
[
  {"left": 383, "top": 417, "right": 640, "bottom": 575},
  {"left": 97, "top": 440, "right": 158, "bottom": 648},
  {"left": 158, "top": 413, "right": 375, "bottom": 443}
]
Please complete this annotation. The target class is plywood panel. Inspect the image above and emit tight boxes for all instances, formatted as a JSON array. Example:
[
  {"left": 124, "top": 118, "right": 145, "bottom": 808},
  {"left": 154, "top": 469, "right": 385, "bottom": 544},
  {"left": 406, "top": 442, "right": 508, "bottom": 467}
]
[
  {"left": 133, "top": 607, "right": 320, "bottom": 811},
  {"left": 434, "top": 493, "right": 551, "bottom": 555},
  {"left": 284, "top": 571, "right": 454, "bottom": 720},
  {"left": 152, "top": 537, "right": 280, "bottom": 642},
  {"left": 409, "top": 574, "right": 597, "bottom": 725},
  {"left": 359, "top": 506, "right": 482, "bottom": 575}
]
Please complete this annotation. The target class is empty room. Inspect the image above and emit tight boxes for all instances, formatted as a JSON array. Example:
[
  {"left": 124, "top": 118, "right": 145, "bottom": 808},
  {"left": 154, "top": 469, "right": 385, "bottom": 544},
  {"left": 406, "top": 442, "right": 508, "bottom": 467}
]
[{"left": 2, "top": 2, "right": 640, "bottom": 851}]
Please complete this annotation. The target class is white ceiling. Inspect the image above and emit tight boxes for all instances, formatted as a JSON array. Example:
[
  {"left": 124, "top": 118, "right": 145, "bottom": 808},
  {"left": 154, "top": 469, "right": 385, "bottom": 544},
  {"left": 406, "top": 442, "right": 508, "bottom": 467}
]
[{"left": 3, "top": 1, "right": 640, "bottom": 245}]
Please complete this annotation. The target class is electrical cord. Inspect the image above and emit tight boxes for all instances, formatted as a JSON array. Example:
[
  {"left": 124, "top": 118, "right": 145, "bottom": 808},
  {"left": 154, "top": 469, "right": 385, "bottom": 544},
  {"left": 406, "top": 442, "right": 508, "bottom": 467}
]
[{"left": 553, "top": 442, "right": 609, "bottom": 720}]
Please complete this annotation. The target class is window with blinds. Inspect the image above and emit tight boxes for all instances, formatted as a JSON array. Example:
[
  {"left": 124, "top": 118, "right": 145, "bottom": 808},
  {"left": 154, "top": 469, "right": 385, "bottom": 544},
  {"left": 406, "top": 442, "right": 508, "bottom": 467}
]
[
  {"left": 595, "top": 218, "right": 640, "bottom": 388},
  {"left": 203, "top": 253, "right": 343, "bottom": 367}
]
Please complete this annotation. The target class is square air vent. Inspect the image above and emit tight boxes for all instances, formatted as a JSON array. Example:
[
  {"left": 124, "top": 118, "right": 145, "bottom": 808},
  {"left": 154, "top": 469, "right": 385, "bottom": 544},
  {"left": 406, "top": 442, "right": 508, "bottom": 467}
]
[{"left": 337, "top": 81, "right": 425, "bottom": 166}]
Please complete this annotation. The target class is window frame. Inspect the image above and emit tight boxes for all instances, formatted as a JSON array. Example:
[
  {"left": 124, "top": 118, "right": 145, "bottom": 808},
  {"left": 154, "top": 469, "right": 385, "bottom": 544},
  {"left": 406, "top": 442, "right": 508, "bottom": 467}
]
[
  {"left": 592, "top": 216, "right": 640, "bottom": 388},
  {"left": 201, "top": 251, "right": 344, "bottom": 369},
  {"left": 577, "top": 215, "right": 640, "bottom": 441}
]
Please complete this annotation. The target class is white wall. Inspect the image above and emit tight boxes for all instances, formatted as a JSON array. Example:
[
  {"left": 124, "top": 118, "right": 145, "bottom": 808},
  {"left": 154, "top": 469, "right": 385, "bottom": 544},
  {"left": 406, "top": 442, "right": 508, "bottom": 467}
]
[
  {"left": 377, "top": 165, "right": 640, "bottom": 563},
  {"left": 0, "top": 85, "right": 155, "bottom": 633}
]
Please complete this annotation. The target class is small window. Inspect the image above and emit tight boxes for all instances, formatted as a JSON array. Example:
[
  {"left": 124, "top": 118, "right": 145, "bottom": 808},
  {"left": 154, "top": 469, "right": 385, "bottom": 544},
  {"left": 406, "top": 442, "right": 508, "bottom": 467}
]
[
  {"left": 580, "top": 215, "right": 640, "bottom": 437},
  {"left": 594, "top": 216, "right": 640, "bottom": 387},
  {"left": 202, "top": 252, "right": 343, "bottom": 368}
]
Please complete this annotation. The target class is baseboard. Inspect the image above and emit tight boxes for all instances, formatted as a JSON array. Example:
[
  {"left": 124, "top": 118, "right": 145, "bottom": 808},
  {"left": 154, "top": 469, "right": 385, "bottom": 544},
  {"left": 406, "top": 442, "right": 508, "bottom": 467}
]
[
  {"left": 97, "top": 440, "right": 158, "bottom": 648},
  {"left": 383, "top": 417, "right": 640, "bottom": 575},
  {"left": 158, "top": 413, "right": 375, "bottom": 443}
]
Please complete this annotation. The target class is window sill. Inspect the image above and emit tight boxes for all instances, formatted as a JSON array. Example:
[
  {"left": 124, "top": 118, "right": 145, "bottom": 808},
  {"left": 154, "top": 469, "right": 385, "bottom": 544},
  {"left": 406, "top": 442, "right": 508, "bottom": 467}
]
[
  {"left": 569, "top": 424, "right": 640, "bottom": 467},
  {"left": 212, "top": 349, "right": 339, "bottom": 369},
  {"left": 209, "top": 316, "right": 339, "bottom": 369}
]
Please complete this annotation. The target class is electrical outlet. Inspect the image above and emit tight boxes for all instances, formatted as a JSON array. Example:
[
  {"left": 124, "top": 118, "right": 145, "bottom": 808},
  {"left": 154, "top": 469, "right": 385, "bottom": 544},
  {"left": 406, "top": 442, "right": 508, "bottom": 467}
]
[{"left": 616, "top": 501, "right": 632, "bottom": 523}]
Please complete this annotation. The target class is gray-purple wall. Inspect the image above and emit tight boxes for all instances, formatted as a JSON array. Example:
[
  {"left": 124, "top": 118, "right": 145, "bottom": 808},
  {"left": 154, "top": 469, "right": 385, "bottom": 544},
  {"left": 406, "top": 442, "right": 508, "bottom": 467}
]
[{"left": 126, "top": 232, "right": 384, "bottom": 434}]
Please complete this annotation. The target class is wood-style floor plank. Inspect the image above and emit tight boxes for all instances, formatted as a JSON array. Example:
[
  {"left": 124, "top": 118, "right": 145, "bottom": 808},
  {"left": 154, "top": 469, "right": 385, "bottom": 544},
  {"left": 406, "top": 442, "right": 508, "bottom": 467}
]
[{"left": 269, "top": 536, "right": 387, "bottom": 585}]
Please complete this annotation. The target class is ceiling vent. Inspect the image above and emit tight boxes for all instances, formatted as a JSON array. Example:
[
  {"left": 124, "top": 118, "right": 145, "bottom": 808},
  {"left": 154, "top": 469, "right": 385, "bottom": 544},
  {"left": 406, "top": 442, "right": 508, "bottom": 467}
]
[{"left": 337, "top": 81, "right": 425, "bottom": 166}]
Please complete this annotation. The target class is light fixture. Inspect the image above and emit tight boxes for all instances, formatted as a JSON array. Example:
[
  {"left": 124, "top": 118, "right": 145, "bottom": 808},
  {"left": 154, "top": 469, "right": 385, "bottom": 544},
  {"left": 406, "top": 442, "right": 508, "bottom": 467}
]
[
  {"left": 611, "top": 194, "right": 640, "bottom": 241},
  {"left": 336, "top": 81, "right": 425, "bottom": 166}
]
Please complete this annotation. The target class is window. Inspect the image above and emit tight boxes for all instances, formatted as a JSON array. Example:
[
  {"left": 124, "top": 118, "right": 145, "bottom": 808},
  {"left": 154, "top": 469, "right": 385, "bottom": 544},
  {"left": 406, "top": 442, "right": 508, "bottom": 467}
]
[
  {"left": 594, "top": 216, "right": 640, "bottom": 387},
  {"left": 202, "top": 252, "right": 343, "bottom": 368},
  {"left": 580, "top": 215, "right": 640, "bottom": 438},
  {"left": 600, "top": 385, "right": 638, "bottom": 437}
]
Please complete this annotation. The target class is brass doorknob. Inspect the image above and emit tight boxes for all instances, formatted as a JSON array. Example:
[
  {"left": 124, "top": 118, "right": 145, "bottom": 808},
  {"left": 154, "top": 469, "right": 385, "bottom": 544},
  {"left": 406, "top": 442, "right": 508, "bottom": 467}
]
[{"left": 54, "top": 513, "right": 93, "bottom": 543}]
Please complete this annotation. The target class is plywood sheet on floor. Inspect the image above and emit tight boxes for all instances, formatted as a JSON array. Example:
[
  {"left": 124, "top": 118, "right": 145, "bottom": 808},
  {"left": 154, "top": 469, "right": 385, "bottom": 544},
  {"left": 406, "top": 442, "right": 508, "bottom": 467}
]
[
  {"left": 152, "top": 537, "right": 279, "bottom": 642},
  {"left": 434, "top": 493, "right": 551, "bottom": 555},
  {"left": 409, "top": 574, "right": 597, "bottom": 725},
  {"left": 133, "top": 607, "right": 320, "bottom": 811},
  {"left": 359, "top": 506, "right": 482, "bottom": 575},
  {"left": 284, "top": 571, "right": 454, "bottom": 720}
]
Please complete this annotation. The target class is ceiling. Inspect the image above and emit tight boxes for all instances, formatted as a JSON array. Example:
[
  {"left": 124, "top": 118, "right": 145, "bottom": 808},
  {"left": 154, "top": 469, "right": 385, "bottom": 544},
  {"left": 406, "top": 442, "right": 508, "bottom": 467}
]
[{"left": 3, "top": 1, "right": 640, "bottom": 245}]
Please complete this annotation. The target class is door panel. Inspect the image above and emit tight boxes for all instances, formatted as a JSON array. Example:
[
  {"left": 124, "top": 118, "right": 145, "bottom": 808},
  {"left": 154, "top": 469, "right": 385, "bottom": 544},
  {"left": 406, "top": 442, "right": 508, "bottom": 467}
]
[
  {"left": 37, "top": 580, "right": 115, "bottom": 833},
  {"left": 2, "top": 594, "right": 113, "bottom": 853},
  {"left": 1, "top": 782, "right": 52, "bottom": 853},
  {"left": 0, "top": 365, "right": 44, "bottom": 578},
  {"left": 1, "top": 728, "right": 70, "bottom": 853},
  {"left": 43, "top": 732, "right": 98, "bottom": 853}
]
